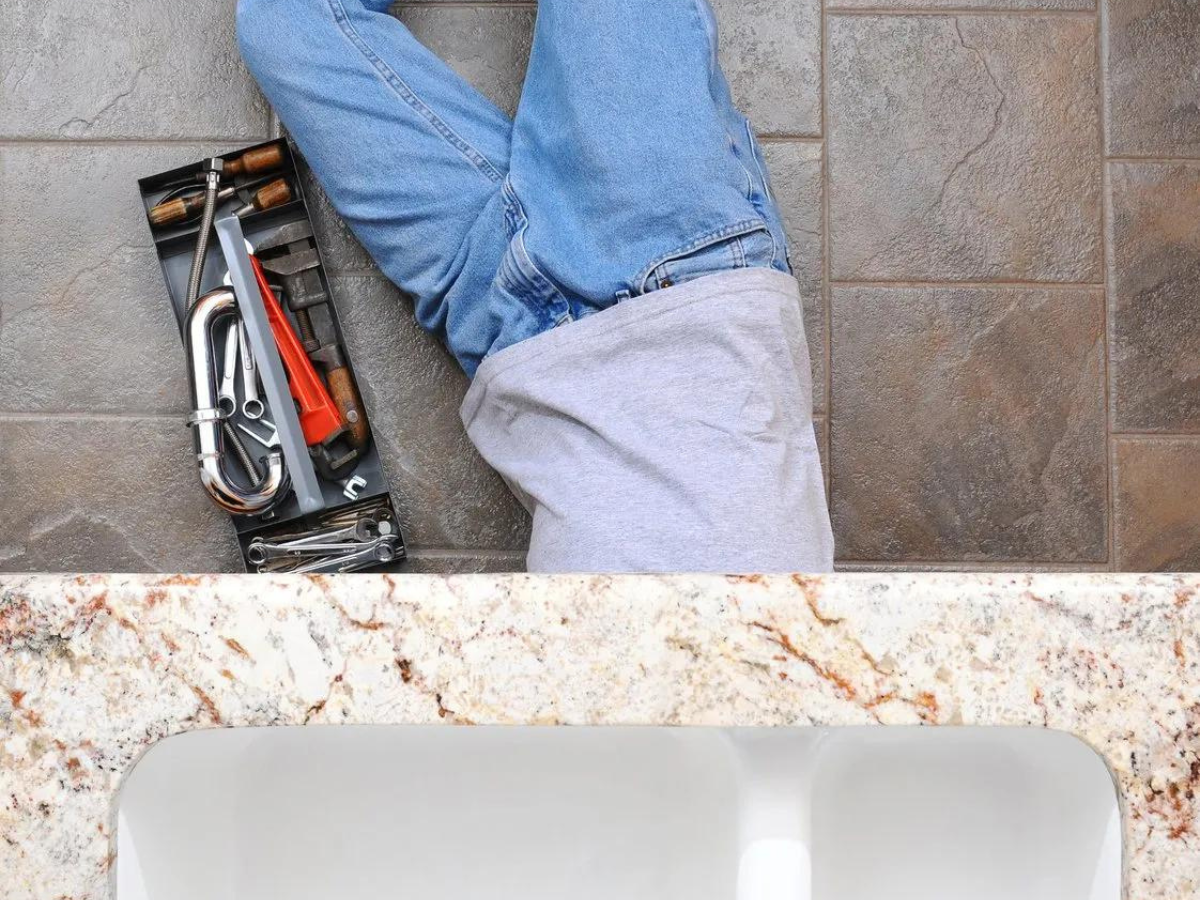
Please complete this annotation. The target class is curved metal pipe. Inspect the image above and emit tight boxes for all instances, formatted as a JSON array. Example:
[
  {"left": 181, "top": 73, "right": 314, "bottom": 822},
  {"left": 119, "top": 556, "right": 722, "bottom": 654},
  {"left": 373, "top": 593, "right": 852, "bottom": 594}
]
[{"left": 185, "top": 288, "right": 289, "bottom": 515}]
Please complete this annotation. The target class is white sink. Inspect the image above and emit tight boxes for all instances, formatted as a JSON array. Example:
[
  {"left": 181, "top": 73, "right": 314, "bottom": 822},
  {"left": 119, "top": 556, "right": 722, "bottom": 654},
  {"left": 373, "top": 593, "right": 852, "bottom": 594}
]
[{"left": 116, "top": 726, "right": 1120, "bottom": 900}]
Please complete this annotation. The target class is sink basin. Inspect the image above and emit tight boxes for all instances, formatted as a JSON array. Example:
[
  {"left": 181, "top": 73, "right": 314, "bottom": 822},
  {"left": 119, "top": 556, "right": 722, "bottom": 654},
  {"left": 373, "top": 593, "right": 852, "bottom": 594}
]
[{"left": 116, "top": 726, "right": 1120, "bottom": 900}]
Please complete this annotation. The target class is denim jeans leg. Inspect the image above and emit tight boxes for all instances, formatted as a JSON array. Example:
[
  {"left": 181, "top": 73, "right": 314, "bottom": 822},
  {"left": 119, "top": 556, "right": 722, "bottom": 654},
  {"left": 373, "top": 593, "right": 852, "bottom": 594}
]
[
  {"left": 506, "top": 0, "right": 792, "bottom": 311},
  {"left": 236, "top": 0, "right": 528, "bottom": 373}
]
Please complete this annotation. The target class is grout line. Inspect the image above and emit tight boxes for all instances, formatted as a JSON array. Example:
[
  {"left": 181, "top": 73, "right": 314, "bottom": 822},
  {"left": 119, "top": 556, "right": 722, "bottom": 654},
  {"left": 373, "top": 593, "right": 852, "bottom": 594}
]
[
  {"left": 1110, "top": 432, "right": 1200, "bottom": 440},
  {"left": 829, "top": 279, "right": 1105, "bottom": 289},
  {"left": 834, "top": 562, "right": 1113, "bottom": 572},
  {"left": 758, "top": 134, "right": 825, "bottom": 144},
  {"left": 0, "top": 137, "right": 274, "bottom": 147},
  {"left": 825, "top": 6, "right": 1097, "bottom": 17},
  {"left": 834, "top": 558, "right": 1112, "bottom": 569},
  {"left": 1096, "top": 0, "right": 1114, "bottom": 571},
  {"left": 1106, "top": 154, "right": 1200, "bottom": 164},
  {"left": 820, "top": 0, "right": 834, "bottom": 495},
  {"left": 0, "top": 412, "right": 186, "bottom": 422},
  {"left": 406, "top": 549, "right": 527, "bottom": 559}
]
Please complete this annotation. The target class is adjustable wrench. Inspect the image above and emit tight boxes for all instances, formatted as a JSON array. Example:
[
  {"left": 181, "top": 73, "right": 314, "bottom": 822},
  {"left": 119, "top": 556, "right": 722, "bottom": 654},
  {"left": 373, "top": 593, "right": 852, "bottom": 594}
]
[{"left": 217, "top": 318, "right": 239, "bottom": 417}]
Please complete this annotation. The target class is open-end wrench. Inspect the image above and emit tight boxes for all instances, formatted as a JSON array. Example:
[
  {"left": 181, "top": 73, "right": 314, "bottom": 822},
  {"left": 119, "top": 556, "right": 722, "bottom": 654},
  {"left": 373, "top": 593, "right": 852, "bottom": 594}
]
[
  {"left": 251, "top": 537, "right": 388, "bottom": 563},
  {"left": 288, "top": 538, "right": 398, "bottom": 573},
  {"left": 217, "top": 318, "right": 239, "bottom": 417},
  {"left": 246, "top": 517, "right": 378, "bottom": 563},
  {"left": 238, "top": 320, "right": 264, "bottom": 420}
]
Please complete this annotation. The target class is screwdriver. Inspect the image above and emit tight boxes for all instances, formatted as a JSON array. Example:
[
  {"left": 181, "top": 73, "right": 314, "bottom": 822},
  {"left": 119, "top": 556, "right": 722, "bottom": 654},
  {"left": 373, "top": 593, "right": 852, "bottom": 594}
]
[{"left": 149, "top": 177, "right": 292, "bottom": 227}]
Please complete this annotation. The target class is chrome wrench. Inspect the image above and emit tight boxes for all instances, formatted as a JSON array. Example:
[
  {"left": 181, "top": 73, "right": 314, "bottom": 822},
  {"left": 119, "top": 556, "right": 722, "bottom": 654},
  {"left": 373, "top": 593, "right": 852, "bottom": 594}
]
[
  {"left": 246, "top": 518, "right": 379, "bottom": 564},
  {"left": 239, "top": 320, "right": 264, "bottom": 420},
  {"left": 288, "top": 538, "right": 399, "bottom": 574},
  {"left": 217, "top": 318, "right": 239, "bottom": 417}
]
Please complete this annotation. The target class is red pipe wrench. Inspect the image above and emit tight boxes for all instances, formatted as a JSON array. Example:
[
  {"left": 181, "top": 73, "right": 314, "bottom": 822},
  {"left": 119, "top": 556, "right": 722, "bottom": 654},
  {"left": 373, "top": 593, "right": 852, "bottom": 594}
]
[{"left": 250, "top": 255, "right": 345, "bottom": 447}]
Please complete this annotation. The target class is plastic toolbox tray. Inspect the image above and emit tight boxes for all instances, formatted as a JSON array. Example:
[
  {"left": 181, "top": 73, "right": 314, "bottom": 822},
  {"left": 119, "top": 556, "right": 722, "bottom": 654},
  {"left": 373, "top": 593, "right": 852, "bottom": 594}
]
[{"left": 137, "top": 139, "right": 405, "bottom": 572}]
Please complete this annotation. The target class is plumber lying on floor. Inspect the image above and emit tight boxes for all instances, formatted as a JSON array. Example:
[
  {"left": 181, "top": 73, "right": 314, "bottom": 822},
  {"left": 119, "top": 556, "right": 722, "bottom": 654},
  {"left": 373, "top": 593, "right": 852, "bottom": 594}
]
[{"left": 236, "top": 0, "right": 833, "bottom": 574}]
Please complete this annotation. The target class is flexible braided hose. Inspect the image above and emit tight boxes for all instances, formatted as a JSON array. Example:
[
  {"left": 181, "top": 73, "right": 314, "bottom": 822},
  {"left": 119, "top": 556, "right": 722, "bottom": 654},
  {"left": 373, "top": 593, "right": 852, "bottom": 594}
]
[{"left": 185, "top": 170, "right": 221, "bottom": 308}]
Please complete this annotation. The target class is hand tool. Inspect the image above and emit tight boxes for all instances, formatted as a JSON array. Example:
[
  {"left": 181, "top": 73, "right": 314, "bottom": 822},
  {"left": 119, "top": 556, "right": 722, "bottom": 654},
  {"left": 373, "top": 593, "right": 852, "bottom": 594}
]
[
  {"left": 248, "top": 532, "right": 389, "bottom": 563},
  {"left": 155, "top": 143, "right": 286, "bottom": 193},
  {"left": 255, "top": 223, "right": 373, "bottom": 449},
  {"left": 289, "top": 538, "right": 398, "bottom": 573},
  {"left": 148, "top": 175, "right": 278, "bottom": 228},
  {"left": 224, "top": 143, "right": 285, "bottom": 179},
  {"left": 249, "top": 255, "right": 346, "bottom": 448},
  {"left": 151, "top": 182, "right": 239, "bottom": 228},
  {"left": 255, "top": 221, "right": 325, "bottom": 353},
  {"left": 184, "top": 287, "right": 289, "bottom": 515},
  {"left": 248, "top": 517, "right": 378, "bottom": 562},
  {"left": 246, "top": 508, "right": 399, "bottom": 572},
  {"left": 310, "top": 343, "right": 370, "bottom": 448},
  {"left": 217, "top": 318, "right": 239, "bottom": 417},
  {"left": 236, "top": 417, "right": 281, "bottom": 450},
  {"left": 238, "top": 320, "right": 264, "bottom": 419},
  {"left": 233, "top": 178, "right": 292, "bottom": 218}
]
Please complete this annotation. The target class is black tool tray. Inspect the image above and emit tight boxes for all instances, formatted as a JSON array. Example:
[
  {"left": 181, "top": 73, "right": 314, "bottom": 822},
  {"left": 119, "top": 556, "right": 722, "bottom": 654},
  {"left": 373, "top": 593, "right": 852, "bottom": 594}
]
[{"left": 137, "top": 139, "right": 404, "bottom": 572}]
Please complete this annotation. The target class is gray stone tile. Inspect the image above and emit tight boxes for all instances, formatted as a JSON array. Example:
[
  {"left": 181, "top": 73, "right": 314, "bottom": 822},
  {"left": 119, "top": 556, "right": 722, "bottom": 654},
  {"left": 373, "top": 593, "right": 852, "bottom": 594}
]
[
  {"left": 1113, "top": 437, "right": 1200, "bottom": 571},
  {"left": 1108, "top": 161, "right": 1200, "bottom": 432},
  {"left": 395, "top": 6, "right": 535, "bottom": 117},
  {"left": 328, "top": 275, "right": 531, "bottom": 551},
  {"left": 0, "top": 0, "right": 270, "bottom": 139},
  {"left": 1104, "top": 0, "right": 1200, "bottom": 157},
  {"left": 0, "top": 416, "right": 243, "bottom": 573},
  {"left": 0, "top": 143, "right": 236, "bottom": 415},
  {"left": 762, "top": 141, "right": 825, "bottom": 412},
  {"left": 830, "top": 285, "right": 1107, "bottom": 563},
  {"left": 400, "top": 551, "right": 527, "bottom": 574},
  {"left": 833, "top": 0, "right": 1091, "bottom": 7},
  {"left": 712, "top": 0, "right": 822, "bottom": 136},
  {"left": 763, "top": 142, "right": 824, "bottom": 291},
  {"left": 834, "top": 561, "right": 1110, "bottom": 572},
  {"left": 827, "top": 14, "right": 1102, "bottom": 282}
]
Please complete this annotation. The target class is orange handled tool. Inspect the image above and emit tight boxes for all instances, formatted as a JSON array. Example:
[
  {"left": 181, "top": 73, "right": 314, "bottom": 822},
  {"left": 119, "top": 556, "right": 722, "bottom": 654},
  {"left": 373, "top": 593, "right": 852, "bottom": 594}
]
[{"left": 250, "top": 255, "right": 346, "bottom": 447}]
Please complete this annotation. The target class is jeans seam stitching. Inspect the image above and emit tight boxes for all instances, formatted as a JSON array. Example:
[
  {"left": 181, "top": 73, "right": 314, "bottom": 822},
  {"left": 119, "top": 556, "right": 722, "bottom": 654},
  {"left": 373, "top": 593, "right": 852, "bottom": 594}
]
[
  {"left": 746, "top": 118, "right": 776, "bottom": 205},
  {"left": 326, "top": 0, "right": 503, "bottom": 184},
  {"left": 501, "top": 178, "right": 573, "bottom": 323},
  {"left": 634, "top": 218, "right": 767, "bottom": 293}
]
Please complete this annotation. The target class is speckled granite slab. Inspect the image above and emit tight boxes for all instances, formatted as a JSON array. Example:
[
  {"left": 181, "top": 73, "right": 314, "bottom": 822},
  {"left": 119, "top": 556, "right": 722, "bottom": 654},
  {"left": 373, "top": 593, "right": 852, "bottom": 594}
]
[{"left": 1, "top": 573, "right": 1197, "bottom": 899}]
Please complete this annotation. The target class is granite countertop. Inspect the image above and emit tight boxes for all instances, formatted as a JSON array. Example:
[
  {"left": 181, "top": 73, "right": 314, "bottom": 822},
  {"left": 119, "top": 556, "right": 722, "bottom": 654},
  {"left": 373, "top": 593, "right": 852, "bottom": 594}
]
[{"left": 1, "top": 573, "right": 1197, "bottom": 899}]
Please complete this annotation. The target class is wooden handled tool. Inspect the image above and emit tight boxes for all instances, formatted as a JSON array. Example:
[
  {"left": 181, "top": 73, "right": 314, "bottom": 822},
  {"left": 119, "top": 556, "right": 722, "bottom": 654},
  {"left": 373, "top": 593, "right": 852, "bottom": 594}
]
[
  {"left": 311, "top": 344, "right": 371, "bottom": 448},
  {"left": 234, "top": 178, "right": 292, "bottom": 217},
  {"left": 225, "top": 144, "right": 285, "bottom": 178},
  {"left": 149, "top": 178, "right": 291, "bottom": 228}
]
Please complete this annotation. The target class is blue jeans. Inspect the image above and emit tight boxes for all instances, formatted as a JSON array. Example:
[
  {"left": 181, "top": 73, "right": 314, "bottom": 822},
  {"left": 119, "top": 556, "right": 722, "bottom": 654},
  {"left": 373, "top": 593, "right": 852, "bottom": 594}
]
[{"left": 237, "top": 0, "right": 791, "bottom": 377}]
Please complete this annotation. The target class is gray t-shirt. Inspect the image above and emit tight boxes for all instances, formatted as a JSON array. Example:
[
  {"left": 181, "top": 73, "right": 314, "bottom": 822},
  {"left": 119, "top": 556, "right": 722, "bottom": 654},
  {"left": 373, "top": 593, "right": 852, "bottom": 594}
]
[{"left": 461, "top": 268, "right": 834, "bottom": 573}]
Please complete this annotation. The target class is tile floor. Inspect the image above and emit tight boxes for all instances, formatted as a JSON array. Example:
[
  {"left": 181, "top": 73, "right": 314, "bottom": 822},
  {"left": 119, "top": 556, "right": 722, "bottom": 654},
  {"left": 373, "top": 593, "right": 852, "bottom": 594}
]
[{"left": 1, "top": 0, "right": 1197, "bottom": 572}]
